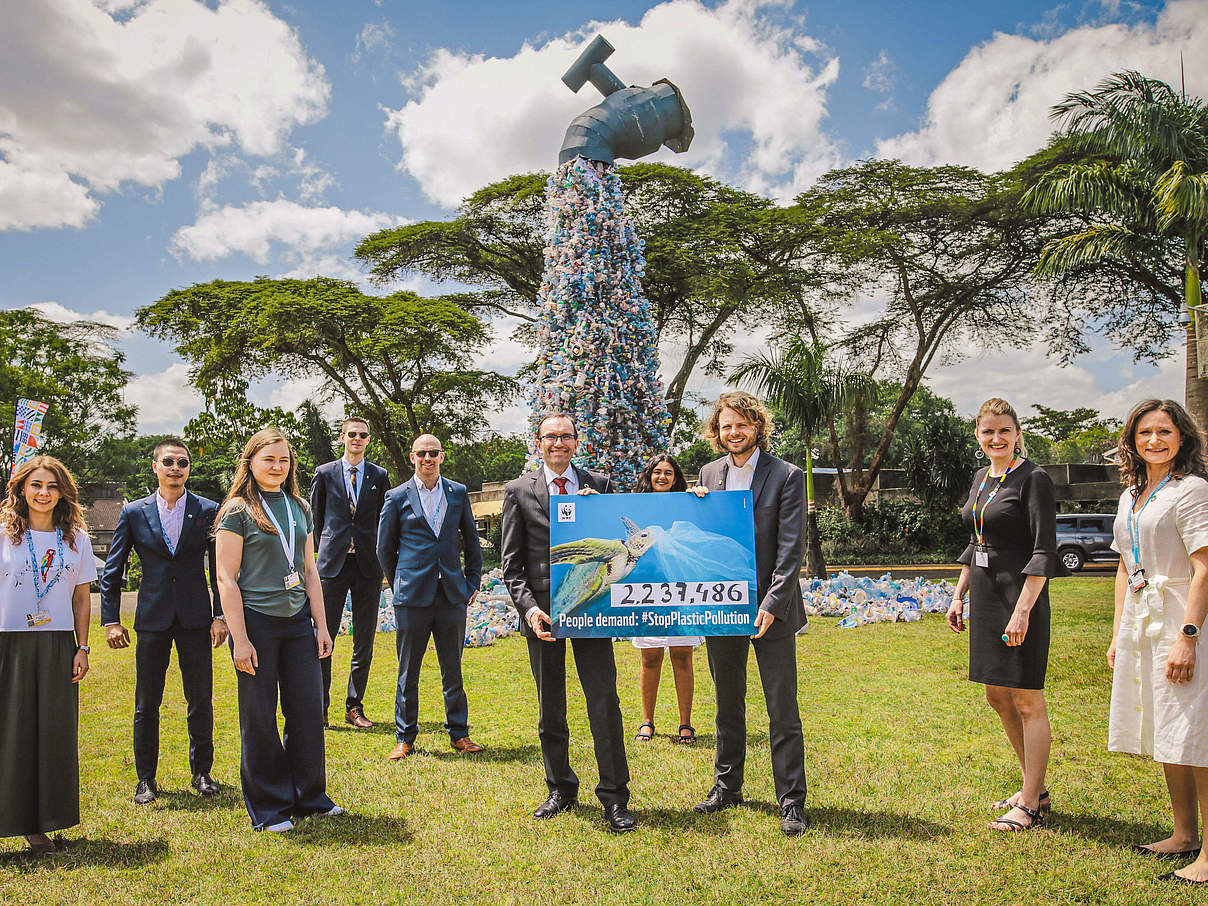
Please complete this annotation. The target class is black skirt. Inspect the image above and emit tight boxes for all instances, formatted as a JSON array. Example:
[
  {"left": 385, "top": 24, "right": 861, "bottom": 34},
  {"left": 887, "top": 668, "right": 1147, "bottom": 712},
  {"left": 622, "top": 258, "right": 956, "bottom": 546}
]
[{"left": 0, "top": 631, "right": 80, "bottom": 837}]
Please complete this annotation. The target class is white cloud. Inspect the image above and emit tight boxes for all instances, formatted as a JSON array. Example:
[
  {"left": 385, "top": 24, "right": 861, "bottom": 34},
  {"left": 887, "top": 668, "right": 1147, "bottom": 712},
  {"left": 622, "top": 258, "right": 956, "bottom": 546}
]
[
  {"left": 0, "top": 0, "right": 330, "bottom": 230},
  {"left": 384, "top": 0, "right": 841, "bottom": 207},
  {"left": 877, "top": 0, "right": 1208, "bottom": 170},
  {"left": 266, "top": 375, "right": 325, "bottom": 412},
  {"left": 353, "top": 20, "right": 395, "bottom": 62},
  {"left": 169, "top": 200, "right": 406, "bottom": 269},
  {"left": 862, "top": 50, "right": 896, "bottom": 111},
  {"left": 125, "top": 363, "right": 203, "bottom": 432},
  {"left": 27, "top": 301, "right": 135, "bottom": 331}
]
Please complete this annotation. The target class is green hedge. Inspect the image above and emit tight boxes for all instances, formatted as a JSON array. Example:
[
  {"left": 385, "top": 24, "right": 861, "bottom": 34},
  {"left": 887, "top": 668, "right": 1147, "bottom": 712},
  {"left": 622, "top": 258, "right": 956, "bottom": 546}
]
[{"left": 817, "top": 501, "right": 966, "bottom": 564}]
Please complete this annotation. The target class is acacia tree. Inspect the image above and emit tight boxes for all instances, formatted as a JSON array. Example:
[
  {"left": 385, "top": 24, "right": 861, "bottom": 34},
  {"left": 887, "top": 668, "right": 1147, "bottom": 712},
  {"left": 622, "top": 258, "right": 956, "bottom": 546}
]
[{"left": 137, "top": 278, "right": 516, "bottom": 477}]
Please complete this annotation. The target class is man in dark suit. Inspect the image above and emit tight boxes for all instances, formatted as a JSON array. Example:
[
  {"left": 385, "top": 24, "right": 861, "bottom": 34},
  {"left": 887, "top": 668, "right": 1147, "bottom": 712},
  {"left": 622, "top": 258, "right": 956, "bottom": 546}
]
[
  {"left": 692, "top": 391, "right": 809, "bottom": 836},
  {"left": 501, "top": 413, "right": 635, "bottom": 833},
  {"left": 378, "top": 434, "right": 485, "bottom": 760},
  {"left": 310, "top": 416, "right": 389, "bottom": 728},
  {"left": 100, "top": 438, "right": 225, "bottom": 804}
]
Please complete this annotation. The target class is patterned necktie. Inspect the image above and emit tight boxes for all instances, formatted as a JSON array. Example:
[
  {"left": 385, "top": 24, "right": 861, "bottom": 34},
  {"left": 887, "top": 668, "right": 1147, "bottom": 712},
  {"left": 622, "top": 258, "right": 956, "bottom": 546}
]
[
  {"left": 552, "top": 477, "right": 569, "bottom": 495},
  {"left": 349, "top": 466, "right": 358, "bottom": 515}
]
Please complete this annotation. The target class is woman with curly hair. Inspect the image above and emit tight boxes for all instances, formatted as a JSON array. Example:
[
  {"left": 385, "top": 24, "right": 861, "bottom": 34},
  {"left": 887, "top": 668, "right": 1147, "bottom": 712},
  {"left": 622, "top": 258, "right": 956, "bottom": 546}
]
[
  {"left": 1107, "top": 399, "right": 1208, "bottom": 885},
  {"left": 215, "top": 428, "right": 340, "bottom": 832},
  {"left": 0, "top": 456, "right": 94, "bottom": 856}
]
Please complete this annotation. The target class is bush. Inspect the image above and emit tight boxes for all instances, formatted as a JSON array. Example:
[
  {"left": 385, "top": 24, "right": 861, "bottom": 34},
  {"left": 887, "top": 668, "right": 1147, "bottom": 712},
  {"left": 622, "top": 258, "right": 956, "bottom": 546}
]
[{"left": 817, "top": 500, "right": 966, "bottom": 564}]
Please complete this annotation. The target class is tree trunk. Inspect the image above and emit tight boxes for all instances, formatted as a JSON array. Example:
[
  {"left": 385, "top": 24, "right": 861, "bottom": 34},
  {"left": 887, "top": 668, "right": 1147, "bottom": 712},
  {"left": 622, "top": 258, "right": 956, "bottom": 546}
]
[
  {"left": 803, "top": 448, "right": 826, "bottom": 578},
  {"left": 1187, "top": 319, "right": 1208, "bottom": 436}
]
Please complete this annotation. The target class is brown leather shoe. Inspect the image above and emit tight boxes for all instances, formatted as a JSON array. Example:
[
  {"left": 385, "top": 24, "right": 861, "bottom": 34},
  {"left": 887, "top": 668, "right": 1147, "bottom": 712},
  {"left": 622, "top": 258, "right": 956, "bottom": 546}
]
[
  {"left": 451, "top": 737, "right": 485, "bottom": 754},
  {"left": 387, "top": 741, "right": 413, "bottom": 760},
  {"left": 345, "top": 707, "right": 373, "bottom": 729}
]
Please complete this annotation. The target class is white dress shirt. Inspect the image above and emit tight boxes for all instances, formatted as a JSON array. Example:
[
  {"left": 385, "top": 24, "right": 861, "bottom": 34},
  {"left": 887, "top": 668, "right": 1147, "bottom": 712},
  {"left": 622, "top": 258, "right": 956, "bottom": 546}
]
[
  {"left": 413, "top": 475, "right": 447, "bottom": 535},
  {"left": 543, "top": 464, "right": 579, "bottom": 496},
  {"left": 724, "top": 447, "right": 761, "bottom": 492},
  {"left": 157, "top": 490, "right": 187, "bottom": 553}
]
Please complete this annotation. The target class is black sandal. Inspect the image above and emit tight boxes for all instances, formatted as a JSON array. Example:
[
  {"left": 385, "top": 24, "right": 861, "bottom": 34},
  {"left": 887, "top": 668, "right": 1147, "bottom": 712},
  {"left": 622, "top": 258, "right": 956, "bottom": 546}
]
[
  {"left": 635, "top": 721, "right": 655, "bottom": 742},
  {"left": 677, "top": 724, "right": 696, "bottom": 744},
  {"left": 989, "top": 802, "right": 1045, "bottom": 831},
  {"left": 991, "top": 789, "right": 1051, "bottom": 815}
]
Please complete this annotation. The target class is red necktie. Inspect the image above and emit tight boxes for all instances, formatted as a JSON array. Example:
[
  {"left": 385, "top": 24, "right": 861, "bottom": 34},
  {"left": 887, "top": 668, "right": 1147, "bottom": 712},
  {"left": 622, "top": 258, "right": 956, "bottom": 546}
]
[{"left": 552, "top": 477, "right": 569, "bottom": 495}]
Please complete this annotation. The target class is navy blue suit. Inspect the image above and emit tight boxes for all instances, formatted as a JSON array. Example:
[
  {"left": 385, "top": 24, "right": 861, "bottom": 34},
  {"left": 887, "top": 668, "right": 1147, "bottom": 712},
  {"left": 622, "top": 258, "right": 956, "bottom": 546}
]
[
  {"left": 310, "top": 458, "right": 388, "bottom": 715},
  {"left": 377, "top": 476, "right": 482, "bottom": 744},
  {"left": 99, "top": 491, "right": 220, "bottom": 781}
]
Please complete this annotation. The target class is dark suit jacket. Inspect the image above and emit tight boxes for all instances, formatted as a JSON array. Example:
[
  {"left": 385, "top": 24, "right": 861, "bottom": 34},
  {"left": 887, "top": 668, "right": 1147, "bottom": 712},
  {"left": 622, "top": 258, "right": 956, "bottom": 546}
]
[
  {"left": 699, "top": 451, "right": 806, "bottom": 632},
  {"left": 99, "top": 491, "right": 221, "bottom": 632},
  {"left": 501, "top": 465, "right": 612, "bottom": 637},
  {"left": 377, "top": 477, "right": 482, "bottom": 607},
  {"left": 310, "top": 458, "right": 389, "bottom": 579}
]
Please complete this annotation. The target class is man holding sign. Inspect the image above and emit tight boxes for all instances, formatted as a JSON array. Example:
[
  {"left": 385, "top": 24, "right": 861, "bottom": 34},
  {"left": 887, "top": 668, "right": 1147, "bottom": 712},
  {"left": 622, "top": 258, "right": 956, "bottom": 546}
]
[
  {"left": 501, "top": 413, "right": 635, "bottom": 833},
  {"left": 692, "top": 391, "right": 809, "bottom": 836}
]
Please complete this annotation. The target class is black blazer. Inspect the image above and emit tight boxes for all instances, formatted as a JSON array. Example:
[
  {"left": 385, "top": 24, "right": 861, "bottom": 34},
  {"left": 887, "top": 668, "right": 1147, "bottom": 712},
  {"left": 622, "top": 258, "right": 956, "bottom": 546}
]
[
  {"left": 500, "top": 465, "right": 611, "bottom": 637},
  {"left": 99, "top": 491, "right": 220, "bottom": 632},
  {"left": 310, "top": 458, "right": 389, "bottom": 580}
]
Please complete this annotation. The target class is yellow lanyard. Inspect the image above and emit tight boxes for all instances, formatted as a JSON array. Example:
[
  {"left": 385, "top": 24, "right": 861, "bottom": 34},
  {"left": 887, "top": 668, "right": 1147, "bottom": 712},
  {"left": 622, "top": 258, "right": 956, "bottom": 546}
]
[{"left": 972, "top": 457, "right": 1018, "bottom": 545}]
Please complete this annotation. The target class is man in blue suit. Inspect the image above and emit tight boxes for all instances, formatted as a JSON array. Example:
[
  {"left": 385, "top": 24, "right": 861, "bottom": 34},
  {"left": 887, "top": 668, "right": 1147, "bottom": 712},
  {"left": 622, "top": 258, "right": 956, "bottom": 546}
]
[
  {"left": 310, "top": 416, "right": 389, "bottom": 729},
  {"left": 100, "top": 438, "right": 225, "bottom": 804},
  {"left": 378, "top": 434, "right": 485, "bottom": 759}
]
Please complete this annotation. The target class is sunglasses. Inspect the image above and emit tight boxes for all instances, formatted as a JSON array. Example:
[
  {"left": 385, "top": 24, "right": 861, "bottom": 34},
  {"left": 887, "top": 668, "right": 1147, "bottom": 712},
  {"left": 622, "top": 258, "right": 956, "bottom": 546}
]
[
  {"left": 539, "top": 433, "right": 577, "bottom": 444},
  {"left": 345, "top": 431, "right": 370, "bottom": 439},
  {"left": 160, "top": 457, "right": 190, "bottom": 468},
  {"left": 413, "top": 450, "right": 442, "bottom": 459}
]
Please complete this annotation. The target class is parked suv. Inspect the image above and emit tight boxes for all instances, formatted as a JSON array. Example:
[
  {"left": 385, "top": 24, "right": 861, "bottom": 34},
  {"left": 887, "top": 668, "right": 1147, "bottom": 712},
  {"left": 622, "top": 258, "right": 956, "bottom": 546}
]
[{"left": 1056, "top": 513, "right": 1118, "bottom": 572}]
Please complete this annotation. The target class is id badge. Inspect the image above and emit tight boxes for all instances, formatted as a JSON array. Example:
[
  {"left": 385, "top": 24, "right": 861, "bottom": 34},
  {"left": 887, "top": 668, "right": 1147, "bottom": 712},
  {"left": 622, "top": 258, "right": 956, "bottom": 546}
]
[
  {"left": 284, "top": 571, "right": 301, "bottom": 590},
  {"left": 25, "top": 609, "right": 52, "bottom": 628},
  {"left": 1129, "top": 568, "right": 1148, "bottom": 593},
  {"left": 974, "top": 545, "right": 989, "bottom": 568}
]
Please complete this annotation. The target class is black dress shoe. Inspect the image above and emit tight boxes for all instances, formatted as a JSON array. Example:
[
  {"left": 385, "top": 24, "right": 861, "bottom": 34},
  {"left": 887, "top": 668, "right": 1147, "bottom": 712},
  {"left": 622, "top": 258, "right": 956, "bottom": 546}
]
[
  {"left": 781, "top": 803, "right": 810, "bottom": 836},
  {"left": 693, "top": 785, "right": 743, "bottom": 814},
  {"left": 191, "top": 773, "right": 220, "bottom": 796},
  {"left": 533, "top": 791, "right": 577, "bottom": 819},
  {"left": 604, "top": 803, "right": 637, "bottom": 833},
  {"left": 133, "top": 779, "right": 158, "bottom": 805}
]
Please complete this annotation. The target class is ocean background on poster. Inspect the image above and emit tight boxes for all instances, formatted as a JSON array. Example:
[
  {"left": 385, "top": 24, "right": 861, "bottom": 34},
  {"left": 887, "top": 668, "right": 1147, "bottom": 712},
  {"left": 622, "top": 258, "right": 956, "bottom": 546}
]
[{"left": 548, "top": 490, "right": 757, "bottom": 638}]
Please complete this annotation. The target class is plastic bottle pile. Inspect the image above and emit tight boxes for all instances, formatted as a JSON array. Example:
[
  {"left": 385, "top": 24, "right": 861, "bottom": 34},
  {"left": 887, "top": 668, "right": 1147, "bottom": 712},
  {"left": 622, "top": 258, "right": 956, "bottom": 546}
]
[
  {"left": 526, "top": 155, "right": 670, "bottom": 489},
  {"left": 801, "top": 572, "right": 955, "bottom": 628}
]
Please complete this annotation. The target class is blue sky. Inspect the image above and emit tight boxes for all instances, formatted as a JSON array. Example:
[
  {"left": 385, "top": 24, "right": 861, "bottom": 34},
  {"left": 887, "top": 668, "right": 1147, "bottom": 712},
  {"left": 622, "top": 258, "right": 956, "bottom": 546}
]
[{"left": 0, "top": 0, "right": 1198, "bottom": 435}]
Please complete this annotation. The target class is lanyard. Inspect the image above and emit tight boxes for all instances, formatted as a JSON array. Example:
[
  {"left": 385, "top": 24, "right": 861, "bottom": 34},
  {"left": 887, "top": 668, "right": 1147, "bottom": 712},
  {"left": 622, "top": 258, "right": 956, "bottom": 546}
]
[
  {"left": 158, "top": 496, "right": 183, "bottom": 554},
  {"left": 1128, "top": 473, "right": 1173, "bottom": 572},
  {"left": 416, "top": 478, "right": 445, "bottom": 531},
  {"left": 26, "top": 528, "right": 66, "bottom": 605},
  {"left": 258, "top": 494, "right": 297, "bottom": 572},
  {"left": 972, "top": 456, "right": 1018, "bottom": 545}
]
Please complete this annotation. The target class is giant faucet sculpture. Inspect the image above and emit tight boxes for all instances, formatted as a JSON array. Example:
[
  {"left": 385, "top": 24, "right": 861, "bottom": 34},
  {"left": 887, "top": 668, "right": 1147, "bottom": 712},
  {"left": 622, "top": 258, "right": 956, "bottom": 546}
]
[{"left": 527, "top": 35, "right": 694, "bottom": 488}]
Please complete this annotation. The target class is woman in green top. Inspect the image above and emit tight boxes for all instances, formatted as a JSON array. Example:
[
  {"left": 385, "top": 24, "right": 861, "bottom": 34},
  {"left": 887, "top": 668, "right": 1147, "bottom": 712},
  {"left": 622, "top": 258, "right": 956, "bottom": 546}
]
[{"left": 215, "top": 427, "right": 341, "bottom": 831}]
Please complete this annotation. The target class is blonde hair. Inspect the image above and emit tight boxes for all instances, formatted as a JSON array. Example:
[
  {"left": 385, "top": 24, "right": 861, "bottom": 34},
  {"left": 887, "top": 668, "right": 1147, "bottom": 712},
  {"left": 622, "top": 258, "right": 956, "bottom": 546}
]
[
  {"left": 0, "top": 456, "right": 89, "bottom": 549},
  {"left": 216, "top": 427, "right": 308, "bottom": 535},
  {"left": 704, "top": 391, "right": 774, "bottom": 453},
  {"left": 975, "top": 398, "right": 1028, "bottom": 458}
]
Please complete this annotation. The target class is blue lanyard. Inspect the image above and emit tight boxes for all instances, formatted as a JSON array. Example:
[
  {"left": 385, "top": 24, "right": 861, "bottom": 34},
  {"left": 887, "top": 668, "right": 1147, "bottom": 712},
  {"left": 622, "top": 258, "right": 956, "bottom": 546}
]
[
  {"left": 158, "top": 496, "right": 183, "bottom": 554},
  {"left": 258, "top": 495, "right": 297, "bottom": 572},
  {"left": 1128, "top": 473, "right": 1173, "bottom": 571},
  {"left": 972, "top": 457, "right": 1018, "bottom": 545},
  {"left": 415, "top": 479, "right": 445, "bottom": 531},
  {"left": 26, "top": 528, "right": 65, "bottom": 605}
]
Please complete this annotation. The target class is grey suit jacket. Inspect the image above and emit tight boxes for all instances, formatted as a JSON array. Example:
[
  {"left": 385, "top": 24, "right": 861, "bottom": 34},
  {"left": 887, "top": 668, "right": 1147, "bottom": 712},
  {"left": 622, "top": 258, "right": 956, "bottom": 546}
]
[
  {"left": 500, "top": 465, "right": 612, "bottom": 636},
  {"left": 699, "top": 451, "right": 806, "bottom": 632}
]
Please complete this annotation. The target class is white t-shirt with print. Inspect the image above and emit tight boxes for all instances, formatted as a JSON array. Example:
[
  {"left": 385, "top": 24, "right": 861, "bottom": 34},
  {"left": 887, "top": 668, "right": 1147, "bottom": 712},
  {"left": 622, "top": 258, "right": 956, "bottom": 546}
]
[{"left": 0, "top": 528, "right": 96, "bottom": 631}]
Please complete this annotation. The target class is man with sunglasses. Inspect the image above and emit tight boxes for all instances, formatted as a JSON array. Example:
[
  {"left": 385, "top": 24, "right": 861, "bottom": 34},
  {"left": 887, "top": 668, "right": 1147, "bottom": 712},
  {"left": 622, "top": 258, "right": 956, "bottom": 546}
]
[
  {"left": 310, "top": 416, "right": 389, "bottom": 728},
  {"left": 378, "top": 434, "right": 484, "bottom": 760},
  {"left": 100, "top": 438, "right": 225, "bottom": 804},
  {"left": 500, "top": 413, "right": 635, "bottom": 833}
]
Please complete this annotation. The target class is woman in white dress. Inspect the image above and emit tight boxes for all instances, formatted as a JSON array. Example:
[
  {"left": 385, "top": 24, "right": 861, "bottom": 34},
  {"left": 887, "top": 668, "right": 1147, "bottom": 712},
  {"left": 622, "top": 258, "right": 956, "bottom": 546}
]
[
  {"left": 631, "top": 454, "right": 703, "bottom": 744},
  {"left": 1108, "top": 398, "right": 1208, "bottom": 885}
]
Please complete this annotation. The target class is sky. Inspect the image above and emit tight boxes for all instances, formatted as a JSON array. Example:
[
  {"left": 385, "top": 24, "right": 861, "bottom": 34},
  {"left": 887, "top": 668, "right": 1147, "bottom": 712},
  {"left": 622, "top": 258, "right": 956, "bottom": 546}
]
[{"left": 2, "top": 0, "right": 1204, "bottom": 437}]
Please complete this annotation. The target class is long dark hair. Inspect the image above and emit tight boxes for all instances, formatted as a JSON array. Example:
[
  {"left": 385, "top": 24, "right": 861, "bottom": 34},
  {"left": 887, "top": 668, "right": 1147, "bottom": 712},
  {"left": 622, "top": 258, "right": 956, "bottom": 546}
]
[
  {"left": 635, "top": 453, "right": 687, "bottom": 493},
  {"left": 1117, "top": 399, "right": 1208, "bottom": 497}
]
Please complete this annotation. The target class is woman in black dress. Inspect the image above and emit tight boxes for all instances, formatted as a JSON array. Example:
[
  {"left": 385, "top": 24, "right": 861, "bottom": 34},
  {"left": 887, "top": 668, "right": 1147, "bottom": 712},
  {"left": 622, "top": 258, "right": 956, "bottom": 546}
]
[{"left": 946, "top": 398, "right": 1061, "bottom": 831}]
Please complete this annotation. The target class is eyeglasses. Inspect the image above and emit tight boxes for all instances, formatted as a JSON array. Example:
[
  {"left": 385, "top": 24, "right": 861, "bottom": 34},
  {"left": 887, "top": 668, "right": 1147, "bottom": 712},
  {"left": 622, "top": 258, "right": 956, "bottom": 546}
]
[
  {"left": 345, "top": 431, "right": 370, "bottom": 440},
  {"left": 539, "top": 434, "right": 577, "bottom": 444},
  {"left": 412, "top": 450, "right": 442, "bottom": 458},
  {"left": 160, "top": 457, "right": 190, "bottom": 468}
]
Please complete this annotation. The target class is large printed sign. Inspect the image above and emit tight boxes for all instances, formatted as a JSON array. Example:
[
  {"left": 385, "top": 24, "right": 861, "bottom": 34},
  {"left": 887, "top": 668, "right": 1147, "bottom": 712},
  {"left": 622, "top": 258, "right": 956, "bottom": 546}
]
[{"left": 549, "top": 490, "right": 757, "bottom": 638}]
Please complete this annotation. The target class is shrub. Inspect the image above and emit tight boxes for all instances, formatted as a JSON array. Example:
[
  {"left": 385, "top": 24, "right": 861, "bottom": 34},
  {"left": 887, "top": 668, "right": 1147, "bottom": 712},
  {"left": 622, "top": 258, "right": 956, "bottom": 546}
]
[{"left": 817, "top": 500, "right": 965, "bottom": 564}]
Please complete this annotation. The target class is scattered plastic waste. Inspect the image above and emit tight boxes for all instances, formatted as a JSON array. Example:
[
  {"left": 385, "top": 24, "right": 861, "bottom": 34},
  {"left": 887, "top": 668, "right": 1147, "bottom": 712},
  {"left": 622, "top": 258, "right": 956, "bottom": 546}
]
[{"left": 802, "top": 572, "right": 954, "bottom": 628}]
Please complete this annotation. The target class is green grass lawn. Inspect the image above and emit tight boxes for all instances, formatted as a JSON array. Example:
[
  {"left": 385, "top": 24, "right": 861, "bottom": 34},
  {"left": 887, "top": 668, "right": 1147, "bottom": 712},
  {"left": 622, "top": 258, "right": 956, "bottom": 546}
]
[{"left": 0, "top": 578, "right": 1197, "bottom": 904}]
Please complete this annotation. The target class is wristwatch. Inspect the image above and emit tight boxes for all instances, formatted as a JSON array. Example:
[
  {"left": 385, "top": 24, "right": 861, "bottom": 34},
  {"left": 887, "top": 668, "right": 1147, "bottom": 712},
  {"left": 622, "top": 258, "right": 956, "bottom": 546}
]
[
  {"left": 1180, "top": 623, "right": 1201, "bottom": 640},
  {"left": 77, "top": 644, "right": 91, "bottom": 653}
]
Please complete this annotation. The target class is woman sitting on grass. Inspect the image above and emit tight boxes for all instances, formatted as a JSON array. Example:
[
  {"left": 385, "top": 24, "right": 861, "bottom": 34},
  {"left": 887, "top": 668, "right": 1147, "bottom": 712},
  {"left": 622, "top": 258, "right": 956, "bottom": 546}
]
[{"left": 0, "top": 456, "right": 95, "bottom": 856}]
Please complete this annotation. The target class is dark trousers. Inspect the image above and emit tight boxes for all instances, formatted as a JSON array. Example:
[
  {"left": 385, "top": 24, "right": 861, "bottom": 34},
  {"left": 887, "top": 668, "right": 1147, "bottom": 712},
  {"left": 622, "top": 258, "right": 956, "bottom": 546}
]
[
  {"left": 393, "top": 588, "right": 469, "bottom": 744},
  {"left": 705, "top": 624, "right": 807, "bottom": 807},
  {"left": 526, "top": 633, "right": 629, "bottom": 807},
  {"left": 320, "top": 552, "right": 381, "bottom": 713},
  {"left": 234, "top": 608, "right": 334, "bottom": 829},
  {"left": 133, "top": 620, "right": 213, "bottom": 780}
]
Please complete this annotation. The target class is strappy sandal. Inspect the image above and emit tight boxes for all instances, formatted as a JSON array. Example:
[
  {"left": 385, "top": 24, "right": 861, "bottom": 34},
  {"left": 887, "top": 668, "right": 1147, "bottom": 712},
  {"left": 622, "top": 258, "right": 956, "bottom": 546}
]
[
  {"left": 991, "top": 789, "right": 1051, "bottom": 815},
  {"left": 989, "top": 802, "right": 1045, "bottom": 831},
  {"left": 635, "top": 721, "right": 655, "bottom": 742},
  {"left": 677, "top": 724, "right": 696, "bottom": 744},
  {"left": 25, "top": 834, "right": 56, "bottom": 856}
]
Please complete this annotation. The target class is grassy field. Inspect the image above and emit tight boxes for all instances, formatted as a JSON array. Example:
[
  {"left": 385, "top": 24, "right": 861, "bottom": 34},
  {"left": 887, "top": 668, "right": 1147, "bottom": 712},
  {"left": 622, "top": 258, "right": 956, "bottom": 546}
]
[{"left": 0, "top": 578, "right": 1197, "bottom": 904}]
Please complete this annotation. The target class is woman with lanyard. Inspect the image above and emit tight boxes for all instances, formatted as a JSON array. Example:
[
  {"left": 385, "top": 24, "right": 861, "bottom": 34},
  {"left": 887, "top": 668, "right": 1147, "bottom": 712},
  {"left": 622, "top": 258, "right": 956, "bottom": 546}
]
[
  {"left": 0, "top": 456, "right": 95, "bottom": 856},
  {"left": 946, "top": 398, "right": 1061, "bottom": 831},
  {"left": 215, "top": 427, "right": 341, "bottom": 832},
  {"left": 1107, "top": 399, "right": 1208, "bottom": 885}
]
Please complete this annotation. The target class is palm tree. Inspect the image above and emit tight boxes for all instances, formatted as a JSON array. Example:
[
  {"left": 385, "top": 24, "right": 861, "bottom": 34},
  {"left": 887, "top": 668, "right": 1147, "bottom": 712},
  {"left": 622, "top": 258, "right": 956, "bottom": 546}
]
[
  {"left": 731, "top": 337, "right": 874, "bottom": 578},
  {"left": 1023, "top": 71, "right": 1208, "bottom": 425}
]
